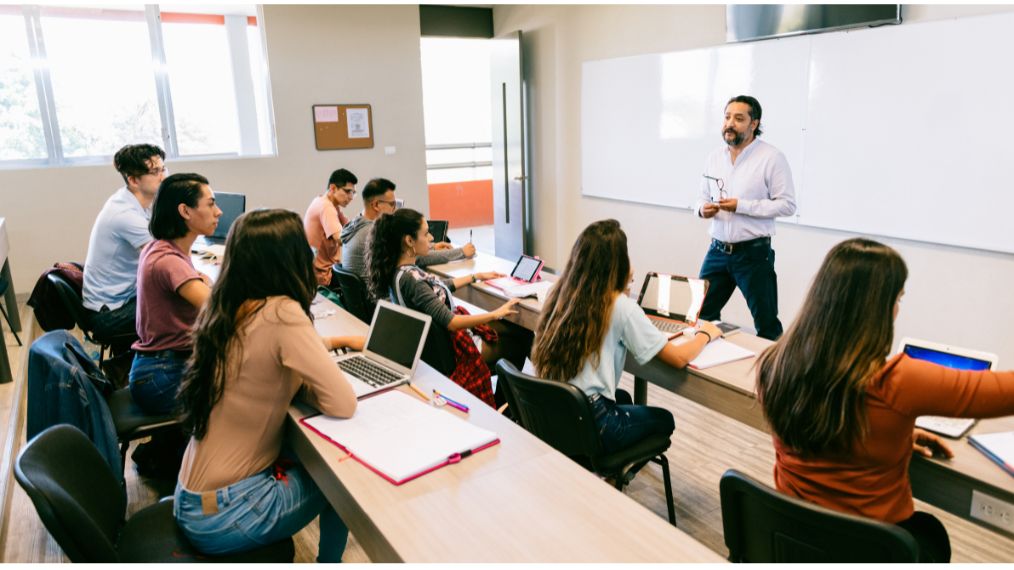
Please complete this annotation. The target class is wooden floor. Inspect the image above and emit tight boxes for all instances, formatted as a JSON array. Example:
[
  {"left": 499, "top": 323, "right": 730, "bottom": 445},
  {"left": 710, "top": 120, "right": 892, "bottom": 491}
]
[{"left": 1, "top": 299, "right": 1013, "bottom": 562}]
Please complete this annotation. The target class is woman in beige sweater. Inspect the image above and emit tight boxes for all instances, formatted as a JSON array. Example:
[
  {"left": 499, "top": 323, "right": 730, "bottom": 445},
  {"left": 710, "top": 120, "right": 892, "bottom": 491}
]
[{"left": 173, "top": 209, "right": 362, "bottom": 562}]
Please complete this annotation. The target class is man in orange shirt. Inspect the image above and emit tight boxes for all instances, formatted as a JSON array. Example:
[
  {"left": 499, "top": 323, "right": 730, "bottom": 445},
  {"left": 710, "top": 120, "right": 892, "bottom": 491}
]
[{"left": 304, "top": 168, "right": 357, "bottom": 287}]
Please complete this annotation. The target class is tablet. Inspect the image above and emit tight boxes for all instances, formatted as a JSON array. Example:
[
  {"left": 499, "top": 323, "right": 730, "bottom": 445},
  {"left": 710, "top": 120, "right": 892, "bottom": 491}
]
[{"left": 510, "top": 254, "right": 544, "bottom": 283}]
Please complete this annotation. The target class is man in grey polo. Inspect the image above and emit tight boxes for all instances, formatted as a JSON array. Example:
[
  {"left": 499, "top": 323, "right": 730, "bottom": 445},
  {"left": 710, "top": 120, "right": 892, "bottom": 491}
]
[
  {"left": 695, "top": 95, "right": 796, "bottom": 340},
  {"left": 82, "top": 143, "right": 166, "bottom": 343}
]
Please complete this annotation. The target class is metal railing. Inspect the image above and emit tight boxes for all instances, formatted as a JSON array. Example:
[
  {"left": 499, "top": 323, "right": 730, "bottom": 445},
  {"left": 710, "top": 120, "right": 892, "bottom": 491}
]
[{"left": 425, "top": 142, "right": 492, "bottom": 170}]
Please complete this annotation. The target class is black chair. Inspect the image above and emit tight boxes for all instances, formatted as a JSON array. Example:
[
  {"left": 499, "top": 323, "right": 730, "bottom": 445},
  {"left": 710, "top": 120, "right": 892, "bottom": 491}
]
[
  {"left": 495, "top": 359, "right": 676, "bottom": 525},
  {"left": 15, "top": 424, "right": 294, "bottom": 563},
  {"left": 719, "top": 469, "right": 919, "bottom": 563},
  {"left": 331, "top": 267, "right": 376, "bottom": 324},
  {"left": 0, "top": 269, "right": 21, "bottom": 346},
  {"left": 45, "top": 272, "right": 133, "bottom": 367},
  {"left": 107, "top": 387, "right": 183, "bottom": 477}
]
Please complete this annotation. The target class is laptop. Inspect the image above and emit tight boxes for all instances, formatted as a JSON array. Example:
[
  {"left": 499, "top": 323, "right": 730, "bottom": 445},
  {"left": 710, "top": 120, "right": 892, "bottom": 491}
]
[
  {"left": 898, "top": 337, "right": 998, "bottom": 438},
  {"left": 203, "top": 192, "right": 246, "bottom": 245},
  {"left": 428, "top": 220, "right": 449, "bottom": 243},
  {"left": 332, "top": 300, "right": 432, "bottom": 399},
  {"left": 636, "top": 272, "right": 708, "bottom": 339},
  {"left": 485, "top": 254, "right": 550, "bottom": 298}
]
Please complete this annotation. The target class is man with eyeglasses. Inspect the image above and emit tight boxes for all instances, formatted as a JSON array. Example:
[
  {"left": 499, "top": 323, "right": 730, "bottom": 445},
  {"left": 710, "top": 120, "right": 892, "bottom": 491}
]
[
  {"left": 339, "top": 177, "right": 475, "bottom": 281},
  {"left": 304, "top": 168, "right": 357, "bottom": 287},
  {"left": 694, "top": 95, "right": 796, "bottom": 340},
  {"left": 82, "top": 143, "right": 167, "bottom": 345}
]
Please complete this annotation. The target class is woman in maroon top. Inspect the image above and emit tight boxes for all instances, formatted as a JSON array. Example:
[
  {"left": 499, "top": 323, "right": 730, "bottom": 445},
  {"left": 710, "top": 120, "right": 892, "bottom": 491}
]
[
  {"left": 757, "top": 238, "right": 1014, "bottom": 563},
  {"left": 129, "top": 173, "right": 220, "bottom": 415}
]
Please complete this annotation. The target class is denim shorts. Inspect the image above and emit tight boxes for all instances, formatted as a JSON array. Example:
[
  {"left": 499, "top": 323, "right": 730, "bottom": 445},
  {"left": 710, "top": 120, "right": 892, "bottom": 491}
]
[
  {"left": 128, "top": 351, "right": 188, "bottom": 416},
  {"left": 174, "top": 462, "right": 347, "bottom": 562}
]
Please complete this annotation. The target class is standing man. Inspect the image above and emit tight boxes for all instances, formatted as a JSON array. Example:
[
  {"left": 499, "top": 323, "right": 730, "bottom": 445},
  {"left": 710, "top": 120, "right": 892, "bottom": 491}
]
[
  {"left": 340, "top": 177, "right": 476, "bottom": 280},
  {"left": 82, "top": 143, "right": 167, "bottom": 343},
  {"left": 304, "top": 168, "right": 357, "bottom": 287},
  {"left": 695, "top": 95, "right": 796, "bottom": 340}
]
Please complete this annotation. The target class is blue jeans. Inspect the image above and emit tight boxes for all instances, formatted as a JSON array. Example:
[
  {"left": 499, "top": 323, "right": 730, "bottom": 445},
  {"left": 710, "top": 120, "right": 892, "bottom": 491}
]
[
  {"left": 174, "top": 461, "right": 348, "bottom": 562},
  {"left": 589, "top": 391, "right": 675, "bottom": 455},
  {"left": 699, "top": 237, "right": 783, "bottom": 340},
  {"left": 129, "top": 351, "right": 188, "bottom": 416}
]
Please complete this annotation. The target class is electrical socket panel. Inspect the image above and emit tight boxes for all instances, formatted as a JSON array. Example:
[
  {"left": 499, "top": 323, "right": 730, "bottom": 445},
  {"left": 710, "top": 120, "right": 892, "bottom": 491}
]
[{"left": 970, "top": 490, "right": 1014, "bottom": 532}]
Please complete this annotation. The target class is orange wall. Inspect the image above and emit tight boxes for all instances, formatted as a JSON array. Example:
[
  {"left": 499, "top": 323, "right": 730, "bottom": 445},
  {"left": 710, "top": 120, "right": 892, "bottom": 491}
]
[{"left": 427, "top": 179, "right": 494, "bottom": 227}]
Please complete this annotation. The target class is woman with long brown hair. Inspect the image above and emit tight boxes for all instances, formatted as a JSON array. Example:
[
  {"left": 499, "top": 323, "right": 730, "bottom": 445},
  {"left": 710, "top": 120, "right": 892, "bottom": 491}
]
[
  {"left": 532, "top": 219, "right": 720, "bottom": 453},
  {"left": 757, "top": 237, "right": 1014, "bottom": 562},
  {"left": 174, "top": 209, "right": 362, "bottom": 562}
]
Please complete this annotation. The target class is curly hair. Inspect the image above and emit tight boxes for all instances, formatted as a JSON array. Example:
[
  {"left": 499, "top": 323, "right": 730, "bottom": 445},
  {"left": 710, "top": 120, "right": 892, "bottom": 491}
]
[{"left": 365, "top": 208, "right": 424, "bottom": 301}]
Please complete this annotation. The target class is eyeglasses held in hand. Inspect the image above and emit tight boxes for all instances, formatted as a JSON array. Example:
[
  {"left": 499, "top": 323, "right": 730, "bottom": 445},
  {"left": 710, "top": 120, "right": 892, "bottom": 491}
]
[{"left": 702, "top": 174, "right": 727, "bottom": 203}]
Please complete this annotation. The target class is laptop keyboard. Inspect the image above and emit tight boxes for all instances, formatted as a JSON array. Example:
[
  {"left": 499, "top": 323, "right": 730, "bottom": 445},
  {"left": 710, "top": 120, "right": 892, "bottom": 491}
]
[
  {"left": 337, "top": 356, "right": 403, "bottom": 387},
  {"left": 649, "top": 319, "right": 689, "bottom": 334}
]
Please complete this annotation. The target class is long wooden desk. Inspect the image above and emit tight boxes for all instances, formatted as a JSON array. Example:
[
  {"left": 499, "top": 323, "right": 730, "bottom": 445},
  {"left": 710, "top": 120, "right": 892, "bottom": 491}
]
[
  {"left": 285, "top": 296, "right": 723, "bottom": 562},
  {"left": 428, "top": 253, "right": 1014, "bottom": 536}
]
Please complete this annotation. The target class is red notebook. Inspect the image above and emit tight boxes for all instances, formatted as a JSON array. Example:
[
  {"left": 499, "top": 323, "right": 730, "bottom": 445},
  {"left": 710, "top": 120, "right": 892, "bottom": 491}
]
[{"left": 300, "top": 390, "right": 500, "bottom": 485}]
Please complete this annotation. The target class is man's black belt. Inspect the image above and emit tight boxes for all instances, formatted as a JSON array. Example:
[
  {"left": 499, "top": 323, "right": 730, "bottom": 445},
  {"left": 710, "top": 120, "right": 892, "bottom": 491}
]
[{"left": 710, "top": 236, "right": 770, "bottom": 255}]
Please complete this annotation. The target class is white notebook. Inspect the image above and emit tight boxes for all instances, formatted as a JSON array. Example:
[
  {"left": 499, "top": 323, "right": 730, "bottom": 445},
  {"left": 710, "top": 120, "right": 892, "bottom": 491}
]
[
  {"left": 686, "top": 338, "right": 756, "bottom": 370},
  {"left": 301, "top": 390, "right": 499, "bottom": 485}
]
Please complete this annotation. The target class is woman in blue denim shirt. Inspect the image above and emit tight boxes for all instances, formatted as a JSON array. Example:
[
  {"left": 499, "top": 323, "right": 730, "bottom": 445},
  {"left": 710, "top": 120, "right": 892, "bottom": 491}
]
[
  {"left": 531, "top": 220, "right": 721, "bottom": 454},
  {"left": 174, "top": 209, "right": 361, "bottom": 562}
]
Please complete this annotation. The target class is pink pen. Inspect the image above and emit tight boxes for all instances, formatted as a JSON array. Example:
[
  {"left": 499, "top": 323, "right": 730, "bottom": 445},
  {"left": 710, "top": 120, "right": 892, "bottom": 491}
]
[{"left": 433, "top": 389, "right": 469, "bottom": 413}]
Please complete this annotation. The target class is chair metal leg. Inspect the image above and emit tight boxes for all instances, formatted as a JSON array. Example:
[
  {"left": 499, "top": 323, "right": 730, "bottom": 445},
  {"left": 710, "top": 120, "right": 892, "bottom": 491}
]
[
  {"left": 0, "top": 303, "right": 21, "bottom": 347},
  {"left": 652, "top": 454, "right": 677, "bottom": 526}
]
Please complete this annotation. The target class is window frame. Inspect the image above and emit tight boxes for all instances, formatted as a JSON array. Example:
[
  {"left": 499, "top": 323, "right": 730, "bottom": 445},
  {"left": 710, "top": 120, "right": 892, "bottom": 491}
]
[{"left": 0, "top": 4, "right": 275, "bottom": 170}]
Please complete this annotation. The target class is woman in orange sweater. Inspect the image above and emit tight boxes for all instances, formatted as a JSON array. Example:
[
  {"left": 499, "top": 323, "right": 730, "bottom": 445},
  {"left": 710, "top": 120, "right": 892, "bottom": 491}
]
[{"left": 757, "top": 237, "right": 1014, "bottom": 562}]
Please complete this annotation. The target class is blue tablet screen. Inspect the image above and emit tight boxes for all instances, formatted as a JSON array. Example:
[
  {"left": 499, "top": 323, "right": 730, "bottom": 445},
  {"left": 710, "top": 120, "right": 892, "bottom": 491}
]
[{"left": 903, "top": 345, "right": 992, "bottom": 371}]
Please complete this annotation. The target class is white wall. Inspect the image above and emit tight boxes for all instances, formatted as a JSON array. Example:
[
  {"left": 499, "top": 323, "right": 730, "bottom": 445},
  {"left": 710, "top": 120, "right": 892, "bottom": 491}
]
[
  {"left": 1, "top": 5, "right": 428, "bottom": 293},
  {"left": 494, "top": 4, "right": 1014, "bottom": 365}
]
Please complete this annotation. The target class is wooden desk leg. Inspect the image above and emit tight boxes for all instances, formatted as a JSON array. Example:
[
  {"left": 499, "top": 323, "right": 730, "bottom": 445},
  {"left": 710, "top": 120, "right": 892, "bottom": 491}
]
[
  {"left": 1, "top": 260, "right": 20, "bottom": 332},
  {"left": 634, "top": 376, "right": 648, "bottom": 405}
]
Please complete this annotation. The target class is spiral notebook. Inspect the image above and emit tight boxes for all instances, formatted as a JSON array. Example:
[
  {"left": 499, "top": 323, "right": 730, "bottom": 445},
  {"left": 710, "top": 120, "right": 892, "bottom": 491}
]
[{"left": 301, "top": 390, "right": 499, "bottom": 485}]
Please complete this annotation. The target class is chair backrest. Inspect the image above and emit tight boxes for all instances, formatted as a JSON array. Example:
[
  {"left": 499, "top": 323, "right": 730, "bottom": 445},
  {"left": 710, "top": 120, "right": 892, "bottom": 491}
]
[
  {"left": 332, "top": 267, "right": 376, "bottom": 324},
  {"left": 495, "top": 360, "right": 602, "bottom": 464},
  {"left": 45, "top": 272, "right": 91, "bottom": 333},
  {"left": 719, "top": 469, "right": 919, "bottom": 563},
  {"left": 14, "top": 424, "right": 126, "bottom": 562}
]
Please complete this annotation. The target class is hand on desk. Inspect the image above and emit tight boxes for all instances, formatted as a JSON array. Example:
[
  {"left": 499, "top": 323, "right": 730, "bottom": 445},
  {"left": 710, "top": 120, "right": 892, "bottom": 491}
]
[
  {"left": 492, "top": 298, "right": 521, "bottom": 321},
  {"left": 474, "top": 271, "right": 505, "bottom": 281},
  {"left": 912, "top": 428, "right": 954, "bottom": 459},
  {"left": 696, "top": 321, "right": 722, "bottom": 342},
  {"left": 326, "top": 335, "right": 366, "bottom": 352}
]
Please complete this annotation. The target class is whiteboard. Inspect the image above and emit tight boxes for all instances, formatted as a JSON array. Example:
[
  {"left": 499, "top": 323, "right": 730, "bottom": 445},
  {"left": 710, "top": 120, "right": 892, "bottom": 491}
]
[
  {"left": 581, "top": 37, "right": 809, "bottom": 213},
  {"left": 580, "top": 13, "right": 1014, "bottom": 254},
  {"left": 800, "top": 16, "right": 1013, "bottom": 252}
]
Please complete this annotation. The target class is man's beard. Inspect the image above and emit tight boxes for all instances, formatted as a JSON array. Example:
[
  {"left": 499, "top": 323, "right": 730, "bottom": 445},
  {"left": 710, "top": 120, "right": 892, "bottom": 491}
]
[{"left": 723, "top": 128, "right": 744, "bottom": 147}]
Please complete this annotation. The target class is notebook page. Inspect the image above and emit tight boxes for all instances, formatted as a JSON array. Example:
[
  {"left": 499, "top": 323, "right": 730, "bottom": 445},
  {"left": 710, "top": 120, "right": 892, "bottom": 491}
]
[
  {"left": 687, "top": 338, "right": 756, "bottom": 369},
  {"left": 303, "top": 391, "right": 498, "bottom": 483}
]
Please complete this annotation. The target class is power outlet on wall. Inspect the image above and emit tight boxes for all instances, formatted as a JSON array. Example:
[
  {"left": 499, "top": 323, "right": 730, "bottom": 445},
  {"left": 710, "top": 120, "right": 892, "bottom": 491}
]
[{"left": 970, "top": 490, "right": 1014, "bottom": 532}]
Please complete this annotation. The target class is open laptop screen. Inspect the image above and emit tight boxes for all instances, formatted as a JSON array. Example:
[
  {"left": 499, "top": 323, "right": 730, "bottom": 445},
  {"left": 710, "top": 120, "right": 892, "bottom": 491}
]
[
  {"left": 902, "top": 343, "right": 993, "bottom": 371},
  {"left": 212, "top": 192, "right": 246, "bottom": 241},
  {"left": 366, "top": 304, "right": 428, "bottom": 369},
  {"left": 637, "top": 273, "right": 707, "bottom": 322}
]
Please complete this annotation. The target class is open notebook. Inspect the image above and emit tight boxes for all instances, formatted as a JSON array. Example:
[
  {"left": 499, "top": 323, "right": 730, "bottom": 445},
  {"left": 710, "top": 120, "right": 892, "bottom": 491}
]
[
  {"left": 968, "top": 431, "right": 1014, "bottom": 478},
  {"left": 300, "top": 390, "right": 499, "bottom": 485}
]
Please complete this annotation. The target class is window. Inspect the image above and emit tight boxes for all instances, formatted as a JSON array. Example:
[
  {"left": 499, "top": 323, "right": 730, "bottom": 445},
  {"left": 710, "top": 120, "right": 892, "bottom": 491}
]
[
  {"left": 0, "top": 8, "right": 46, "bottom": 161},
  {"left": 0, "top": 4, "right": 275, "bottom": 168}
]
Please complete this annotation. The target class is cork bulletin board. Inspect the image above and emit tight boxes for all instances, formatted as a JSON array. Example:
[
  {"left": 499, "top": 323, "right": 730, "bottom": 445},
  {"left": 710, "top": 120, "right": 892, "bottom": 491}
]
[{"left": 312, "top": 104, "right": 374, "bottom": 150}]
